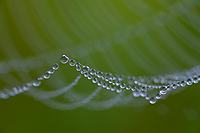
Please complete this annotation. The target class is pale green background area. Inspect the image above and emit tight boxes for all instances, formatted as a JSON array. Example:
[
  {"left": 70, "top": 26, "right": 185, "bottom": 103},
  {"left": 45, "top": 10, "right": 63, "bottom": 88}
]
[{"left": 0, "top": 0, "right": 200, "bottom": 133}]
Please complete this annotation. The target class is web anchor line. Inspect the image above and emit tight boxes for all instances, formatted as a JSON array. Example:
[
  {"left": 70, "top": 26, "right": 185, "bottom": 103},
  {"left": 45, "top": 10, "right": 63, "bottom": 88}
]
[{"left": 0, "top": 54, "right": 199, "bottom": 105}]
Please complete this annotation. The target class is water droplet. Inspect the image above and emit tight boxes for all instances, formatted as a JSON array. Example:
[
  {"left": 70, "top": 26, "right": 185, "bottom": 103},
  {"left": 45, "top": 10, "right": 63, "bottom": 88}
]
[
  {"left": 96, "top": 71, "right": 103, "bottom": 78},
  {"left": 126, "top": 85, "right": 131, "bottom": 90},
  {"left": 88, "top": 75, "right": 92, "bottom": 80},
  {"left": 92, "top": 78, "right": 98, "bottom": 83},
  {"left": 82, "top": 66, "right": 90, "bottom": 73},
  {"left": 33, "top": 78, "right": 41, "bottom": 87},
  {"left": 120, "top": 83, "right": 126, "bottom": 89},
  {"left": 102, "top": 83, "right": 107, "bottom": 88},
  {"left": 76, "top": 62, "right": 80, "bottom": 66},
  {"left": 160, "top": 86, "right": 167, "bottom": 95},
  {"left": 186, "top": 78, "right": 193, "bottom": 85},
  {"left": 43, "top": 71, "right": 51, "bottom": 79},
  {"left": 12, "top": 87, "right": 20, "bottom": 94},
  {"left": 60, "top": 55, "right": 69, "bottom": 64},
  {"left": 84, "top": 73, "right": 89, "bottom": 77},
  {"left": 181, "top": 81, "right": 186, "bottom": 87},
  {"left": 149, "top": 97, "right": 157, "bottom": 104},
  {"left": 23, "top": 84, "right": 30, "bottom": 91},
  {"left": 193, "top": 76, "right": 198, "bottom": 84},
  {"left": 141, "top": 87, "right": 147, "bottom": 97},
  {"left": 69, "top": 59, "right": 76, "bottom": 66},
  {"left": 38, "top": 76, "right": 44, "bottom": 81},
  {"left": 8, "top": 89, "right": 16, "bottom": 96},
  {"left": 17, "top": 86, "right": 24, "bottom": 93},
  {"left": 128, "top": 76, "right": 134, "bottom": 84},
  {"left": 112, "top": 75, "right": 118, "bottom": 80},
  {"left": 76, "top": 65, "right": 81, "bottom": 71},
  {"left": 145, "top": 95, "right": 151, "bottom": 100},
  {"left": 53, "top": 63, "right": 59, "bottom": 70},
  {"left": 131, "top": 86, "right": 136, "bottom": 91},
  {"left": 115, "top": 80, "right": 121, "bottom": 86},
  {"left": 156, "top": 93, "right": 161, "bottom": 99},
  {"left": 177, "top": 81, "right": 181, "bottom": 86},
  {"left": 172, "top": 84, "right": 177, "bottom": 89},
  {"left": 106, "top": 84, "right": 111, "bottom": 90},
  {"left": 166, "top": 85, "right": 171, "bottom": 91},
  {"left": 118, "top": 75, "right": 124, "bottom": 81},
  {"left": 1, "top": 89, "right": 10, "bottom": 99},
  {"left": 133, "top": 89, "right": 141, "bottom": 97},
  {"left": 90, "top": 69, "right": 96, "bottom": 75},
  {"left": 116, "top": 87, "right": 122, "bottom": 93},
  {"left": 111, "top": 86, "right": 115, "bottom": 91},
  {"left": 48, "top": 68, "right": 55, "bottom": 74},
  {"left": 97, "top": 81, "right": 102, "bottom": 86}
]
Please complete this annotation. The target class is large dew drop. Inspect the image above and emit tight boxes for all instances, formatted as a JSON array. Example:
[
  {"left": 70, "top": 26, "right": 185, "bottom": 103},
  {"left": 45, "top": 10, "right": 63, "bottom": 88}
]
[
  {"left": 53, "top": 63, "right": 59, "bottom": 70},
  {"left": 33, "top": 78, "right": 41, "bottom": 87},
  {"left": 43, "top": 71, "right": 51, "bottom": 79},
  {"left": 69, "top": 59, "right": 76, "bottom": 66},
  {"left": 149, "top": 97, "right": 157, "bottom": 104},
  {"left": 60, "top": 55, "right": 69, "bottom": 64}
]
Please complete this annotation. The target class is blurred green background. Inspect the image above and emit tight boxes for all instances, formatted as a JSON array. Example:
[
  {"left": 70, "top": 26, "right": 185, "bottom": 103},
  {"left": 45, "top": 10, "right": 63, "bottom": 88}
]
[{"left": 0, "top": 0, "right": 200, "bottom": 133}]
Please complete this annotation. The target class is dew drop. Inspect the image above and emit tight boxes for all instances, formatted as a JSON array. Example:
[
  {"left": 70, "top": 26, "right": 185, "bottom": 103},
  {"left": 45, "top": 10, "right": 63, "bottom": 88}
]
[
  {"left": 141, "top": 88, "right": 147, "bottom": 97},
  {"left": 53, "top": 63, "right": 59, "bottom": 70},
  {"left": 115, "top": 80, "right": 121, "bottom": 86},
  {"left": 88, "top": 75, "right": 92, "bottom": 80},
  {"left": 90, "top": 69, "right": 96, "bottom": 75},
  {"left": 23, "top": 84, "right": 30, "bottom": 91},
  {"left": 82, "top": 66, "right": 90, "bottom": 73},
  {"left": 133, "top": 89, "right": 141, "bottom": 97},
  {"left": 181, "top": 81, "right": 186, "bottom": 87},
  {"left": 111, "top": 86, "right": 115, "bottom": 91},
  {"left": 76, "top": 65, "right": 81, "bottom": 71},
  {"left": 84, "top": 73, "right": 89, "bottom": 77},
  {"left": 131, "top": 86, "right": 136, "bottom": 91},
  {"left": 12, "top": 87, "right": 20, "bottom": 94},
  {"left": 96, "top": 71, "right": 103, "bottom": 78},
  {"left": 17, "top": 86, "right": 24, "bottom": 93},
  {"left": 156, "top": 93, "right": 161, "bottom": 99},
  {"left": 97, "top": 81, "right": 102, "bottom": 86},
  {"left": 150, "top": 97, "right": 157, "bottom": 104},
  {"left": 43, "top": 71, "right": 51, "bottom": 79},
  {"left": 172, "top": 84, "right": 177, "bottom": 89},
  {"left": 49, "top": 68, "right": 55, "bottom": 74},
  {"left": 92, "top": 78, "right": 98, "bottom": 83},
  {"left": 112, "top": 75, "right": 118, "bottom": 80},
  {"left": 193, "top": 76, "right": 199, "bottom": 84},
  {"left": 145, "top": 95, "right": 151, "bottom": 100},
  {"left": 177, "top": 81, "right": 181, "bottom": 86},
  {"left": 160, "top": 86, "right": 167, "bottom": 95},
  {"left": 120, "top": 83, "right": 126, "bottom": 89},
  {"left": 102, "top": 83, "right": 107, "bottom": 88},
  {"left": 166, "top": 85, "right": 171, "bottom": 91},
  {"left": 106, "top": 84, "right": 111, "bottom": 90},
  {"left": 60, "top": 55, "right": 69, "bottom": 64},
  {"left": 33, "top": 78, "right": 41, "bottom": 87},
  {"left": 186, "top": 78, "right": 193, "bottom": 85},
  {"left": 126, "top": 85, "right": 131, "bottom": 90},
  {"left": 1, "top": 89, "right": 10, "bottom": 99},
  {"left": 118, "top": 75, "right": 124, "bottom": 81},
  {"left": 116, "top": 87, "right": 122, "bottom": 93},
  {"left": 69, "top": 59, "right": 76, "bottom": 66}
]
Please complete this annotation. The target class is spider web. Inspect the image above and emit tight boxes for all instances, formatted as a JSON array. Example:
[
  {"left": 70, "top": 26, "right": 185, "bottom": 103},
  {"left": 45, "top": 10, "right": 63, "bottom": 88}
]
[{"left": 0, "top": 0, "right": 200, "bottom": 110}]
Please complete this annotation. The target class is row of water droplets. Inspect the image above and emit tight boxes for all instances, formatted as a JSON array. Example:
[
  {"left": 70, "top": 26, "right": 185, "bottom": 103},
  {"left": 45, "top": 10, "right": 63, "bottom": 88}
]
[
  {"left": 0, "top": 54, "right": 199, "bottom": 105},
  {"left": 60, "top": 54, "right": 200, "bottom": 104},
  {"left": 0, "top": 62, "right": 60, "bottom": 99}
]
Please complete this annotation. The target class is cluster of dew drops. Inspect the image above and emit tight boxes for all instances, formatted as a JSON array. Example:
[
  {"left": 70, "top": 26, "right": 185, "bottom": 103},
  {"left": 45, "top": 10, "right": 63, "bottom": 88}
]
[{"left": 2, "top": 54, "right": 199, "bottom": 105}]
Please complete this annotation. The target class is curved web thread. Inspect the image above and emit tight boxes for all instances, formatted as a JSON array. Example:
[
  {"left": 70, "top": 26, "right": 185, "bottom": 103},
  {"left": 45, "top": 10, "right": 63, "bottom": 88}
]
[{"left": 0, "top": 0, "right": 200, "bottom": 110}]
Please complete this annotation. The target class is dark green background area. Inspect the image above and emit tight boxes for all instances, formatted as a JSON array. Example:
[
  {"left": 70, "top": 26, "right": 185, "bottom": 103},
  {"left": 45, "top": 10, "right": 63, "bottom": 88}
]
[{"left": 0, "top": 0, "right": 200, "bottom": 133}]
